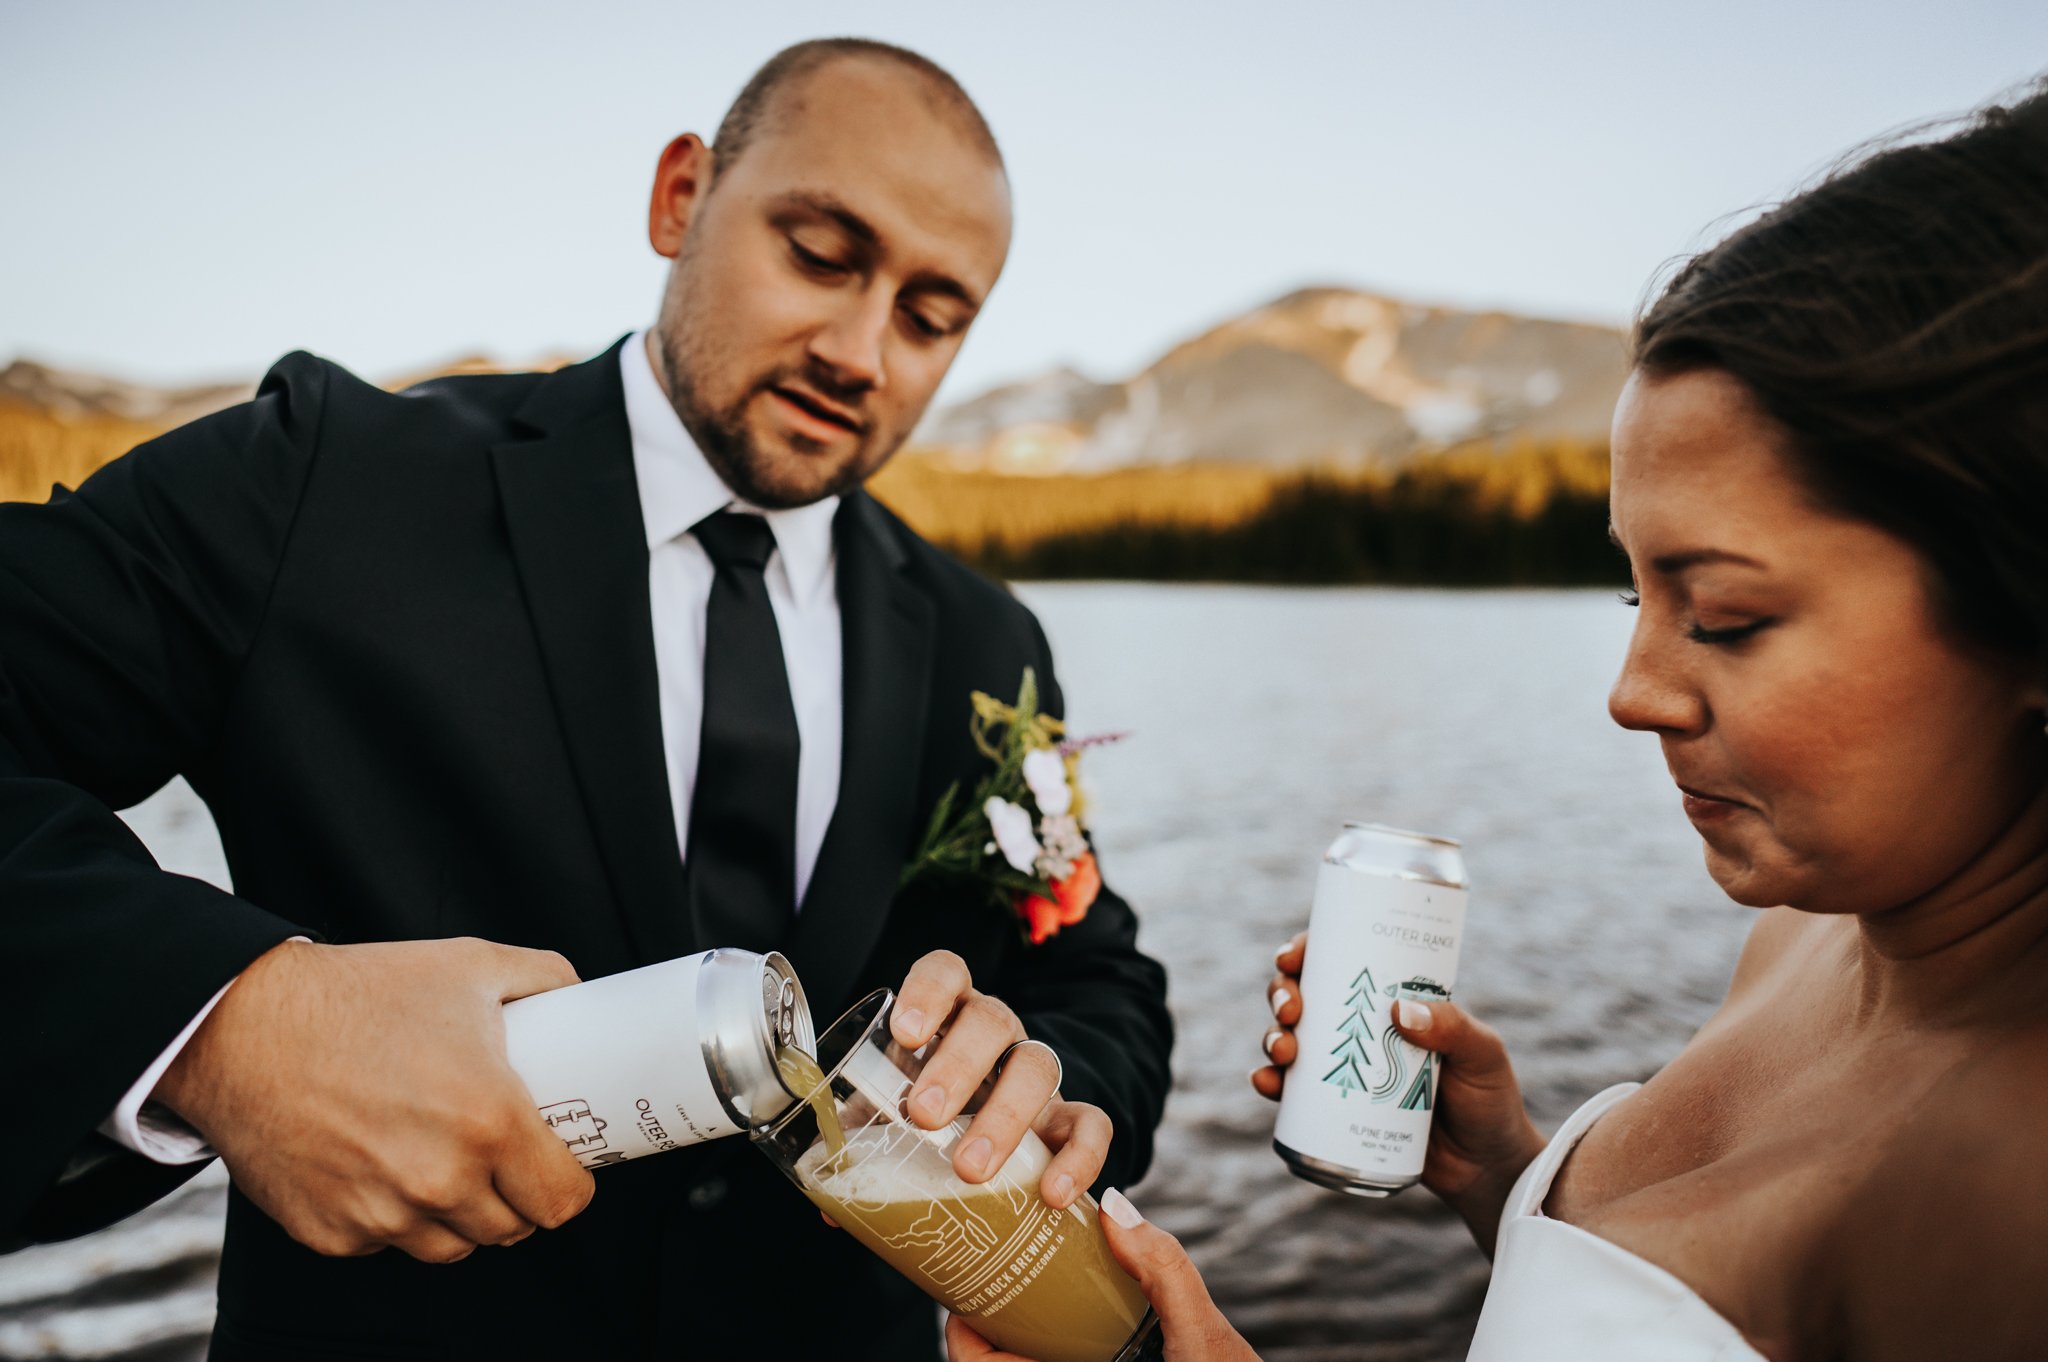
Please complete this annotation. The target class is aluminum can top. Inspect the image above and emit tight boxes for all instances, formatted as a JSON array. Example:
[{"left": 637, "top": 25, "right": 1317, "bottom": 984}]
[
  {"left": 698, "top": 948, "right": 816, "bottom": 1131},
  {"left": 1325, "top": 822, "right": 1468, "bottom": 890}
]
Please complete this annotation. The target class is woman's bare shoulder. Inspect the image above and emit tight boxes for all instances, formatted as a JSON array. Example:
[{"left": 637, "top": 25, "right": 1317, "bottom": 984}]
[{"left": 1834, "top": 1027, "right": 2048, "bottom": 1359}]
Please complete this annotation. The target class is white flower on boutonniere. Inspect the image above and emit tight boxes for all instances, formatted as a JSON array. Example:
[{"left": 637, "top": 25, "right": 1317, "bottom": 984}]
[
  {"left": 983, "top": 797, "right": 1042, "bottom": 875},
  {"left": 899, "top": 668, "right": 1128, "bottom": 946},
  {"left": 1035, "top": 813, "right": 1087, "bottom": 882},
  {"left": 1021, "top": 748, "right": 1072, "bottom": 816}
]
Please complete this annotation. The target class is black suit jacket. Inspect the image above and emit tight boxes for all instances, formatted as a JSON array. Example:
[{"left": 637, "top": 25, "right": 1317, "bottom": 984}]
[{"left": 0, "top": 339, "right": 1173, "bottom": 1359}]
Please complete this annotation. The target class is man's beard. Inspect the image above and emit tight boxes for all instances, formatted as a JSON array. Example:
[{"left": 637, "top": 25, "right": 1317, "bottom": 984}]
[{"left": 659, "top": 341, "right": 884, "bottom": 511}]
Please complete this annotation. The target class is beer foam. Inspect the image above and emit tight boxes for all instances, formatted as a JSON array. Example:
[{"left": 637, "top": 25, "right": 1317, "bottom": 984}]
[{"left": 797, "top": 1123, "right": 1053, "bottom": 1205}]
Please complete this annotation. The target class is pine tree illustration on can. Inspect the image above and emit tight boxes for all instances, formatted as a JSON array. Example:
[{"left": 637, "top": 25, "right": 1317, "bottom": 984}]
[{"left": 1274, "top": 823, "right": 1468, "bottom": 1196}]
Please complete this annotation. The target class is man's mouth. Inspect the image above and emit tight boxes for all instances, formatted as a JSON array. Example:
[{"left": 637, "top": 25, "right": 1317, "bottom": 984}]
[{"left": 768, "top": 384, "right": 865, "bottom": 436}]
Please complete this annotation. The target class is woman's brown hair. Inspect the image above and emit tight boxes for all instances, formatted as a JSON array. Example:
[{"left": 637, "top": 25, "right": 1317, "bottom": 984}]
[{"left": 1634, "top": 81, "right": 2048, "bottom": 664}]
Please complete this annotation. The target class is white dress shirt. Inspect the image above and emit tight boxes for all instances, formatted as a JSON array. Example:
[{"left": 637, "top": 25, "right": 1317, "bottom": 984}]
[
  {"left": 103, "top": 330, "right": 845, "bottom": 1163},
  {"left": 624, "top": 328, "right": 844, "bottom": 903}
]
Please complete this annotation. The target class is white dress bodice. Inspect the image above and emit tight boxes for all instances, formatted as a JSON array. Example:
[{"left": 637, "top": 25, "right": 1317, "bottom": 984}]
[{"left": 1465, "top": 1083, "right": 1768, "bottom": 1361}]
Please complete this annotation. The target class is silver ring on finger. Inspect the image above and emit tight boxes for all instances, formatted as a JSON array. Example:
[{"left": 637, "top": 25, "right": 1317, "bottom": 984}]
[{"left": 997, "top": 1038, "right": 1063, "bottom": 1096}]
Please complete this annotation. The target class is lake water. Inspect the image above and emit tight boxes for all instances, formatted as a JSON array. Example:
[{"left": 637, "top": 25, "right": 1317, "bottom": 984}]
[{"left": 0, "top": 584, "right": 1746, "bottom": 1362}]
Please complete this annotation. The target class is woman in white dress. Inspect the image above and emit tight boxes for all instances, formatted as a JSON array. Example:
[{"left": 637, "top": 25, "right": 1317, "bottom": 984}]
[{"left": 949, "top": 85, "right": 2048, "bottom": 1362}]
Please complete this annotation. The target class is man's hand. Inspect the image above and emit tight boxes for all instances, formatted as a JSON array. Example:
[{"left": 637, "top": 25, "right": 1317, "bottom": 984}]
[
  {"left": 154, "top": 937, "right": 596, "bottom": 1263},
  {"left": 889, "top": 950, "right": 1110, "bottom": 1211}
]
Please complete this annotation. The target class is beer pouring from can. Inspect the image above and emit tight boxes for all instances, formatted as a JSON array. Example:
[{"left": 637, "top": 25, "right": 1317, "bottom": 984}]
[{"left": 754, "top": 990, "right": 1159, "bottom": 1362}]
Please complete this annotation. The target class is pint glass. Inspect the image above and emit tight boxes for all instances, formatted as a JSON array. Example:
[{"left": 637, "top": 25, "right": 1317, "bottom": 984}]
[{"left": 753, "top": 990, "right": 1158, "bottom": 1362}]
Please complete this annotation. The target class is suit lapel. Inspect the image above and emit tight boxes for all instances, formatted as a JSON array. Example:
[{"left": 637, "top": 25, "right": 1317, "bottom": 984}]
[
  {"left": 786, "top": 491, "right": 936, "bottom": 1016},
  {"left": 491, "top": 340, "right": 692, "bottom": 966}
]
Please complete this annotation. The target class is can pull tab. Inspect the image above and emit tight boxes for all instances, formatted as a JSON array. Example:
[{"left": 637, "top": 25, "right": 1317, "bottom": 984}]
[{"left": 776, "top": 978, "right": 801, "bottom": 1049}]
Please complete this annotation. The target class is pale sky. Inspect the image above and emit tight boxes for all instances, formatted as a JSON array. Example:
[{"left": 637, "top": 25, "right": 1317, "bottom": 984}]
[{"left": 3, "top": 0, "right": 2043, "bottom": 405}]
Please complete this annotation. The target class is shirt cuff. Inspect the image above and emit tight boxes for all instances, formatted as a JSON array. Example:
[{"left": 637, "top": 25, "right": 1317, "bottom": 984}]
[{"left": 97, "top": 936, "right": 311, "bottom": 1165}]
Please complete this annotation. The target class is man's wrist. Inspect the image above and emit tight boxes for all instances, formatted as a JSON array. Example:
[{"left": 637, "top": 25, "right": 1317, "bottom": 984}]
[{"left": 154, "top": 936, "right": 311, "bottom": 1129}]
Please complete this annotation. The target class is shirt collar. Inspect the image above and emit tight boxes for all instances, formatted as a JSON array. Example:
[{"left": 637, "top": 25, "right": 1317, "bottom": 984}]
[{"left": 621, "top": 329, "right": 839, "bottom": 609}]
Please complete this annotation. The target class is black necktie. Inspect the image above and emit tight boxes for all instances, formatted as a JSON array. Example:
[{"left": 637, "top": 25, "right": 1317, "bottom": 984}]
[{"left": 686, "top": 510, "right": 800, "bottom": 952}]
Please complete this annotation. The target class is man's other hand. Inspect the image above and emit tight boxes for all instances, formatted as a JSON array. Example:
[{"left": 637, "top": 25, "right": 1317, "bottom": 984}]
[
  {"left": 154, "top": 937, "right": 596, "bottom": 1262},
  {"left": 889, "top": 950, "right": 1110, "bottom": 1210}
]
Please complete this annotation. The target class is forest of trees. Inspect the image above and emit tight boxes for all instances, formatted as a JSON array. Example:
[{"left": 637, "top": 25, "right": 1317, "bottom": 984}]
[{"left": 872, "top": 440, "right": 1622, "bottom": 586}]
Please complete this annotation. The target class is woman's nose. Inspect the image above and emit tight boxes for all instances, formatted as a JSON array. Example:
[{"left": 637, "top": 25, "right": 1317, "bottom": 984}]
[{"left": 1608, "top": 625, "right": 1705, "bottom": 736}]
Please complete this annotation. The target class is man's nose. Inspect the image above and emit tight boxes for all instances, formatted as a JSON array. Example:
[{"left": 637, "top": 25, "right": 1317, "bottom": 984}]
[
  {"left": 1607, "top": 626, "right": 1706, "bottom": 736},
  {"left": 809, "top": 291, "right": 890, "bottom": 392}
]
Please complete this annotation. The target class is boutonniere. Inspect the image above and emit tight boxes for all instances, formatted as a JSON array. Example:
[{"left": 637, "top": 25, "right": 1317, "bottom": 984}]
[{"left": 898, "top": 668, "right": 1126, "bottom": 944}]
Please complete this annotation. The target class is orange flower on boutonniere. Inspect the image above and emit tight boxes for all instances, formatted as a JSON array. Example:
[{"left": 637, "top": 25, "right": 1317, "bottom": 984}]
[
  {"left": 1019, "top": 850, "right": 1101, "bottom": 945},
  {"left": 898, "top": 669, "right": 1126, "bottom": 945}
]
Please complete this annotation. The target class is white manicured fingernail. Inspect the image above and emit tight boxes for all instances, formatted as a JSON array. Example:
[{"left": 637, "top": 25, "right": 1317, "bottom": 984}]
[
  {"left": 895, "top": 1007, "right": 926, "bottom": 1040},
  {"left": 1102, "top": 1187, "right": 1144, "bottom": 1229},
  {"left": 1261, "top": 1029, "right": 1281, "bottom": 1058},
  {"left": 1269, "top": 987, "right": 1293, "bottom": 1019},
  {"left": 1275, "top": 941, "right": 1296, "bottom": 964},
  {"left": 1398, "top": 1000, "right": 1433, "bottom": 1031}
]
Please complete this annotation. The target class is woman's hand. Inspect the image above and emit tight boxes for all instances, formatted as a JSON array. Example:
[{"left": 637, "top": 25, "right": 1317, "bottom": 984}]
[
  {"left": 1251, "top": 933, "right": 1545, "bottom": 1252},
  {"left": 945, "top": 1189, "right": 1261, "bottom": 1362}
]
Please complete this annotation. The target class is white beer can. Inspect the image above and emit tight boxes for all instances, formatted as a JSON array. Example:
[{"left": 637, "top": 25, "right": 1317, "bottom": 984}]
[
  {"left": 1274, "top": 823, "right": 1468, "bottom": 1196},
  {"left": 502, "top": 948, "right": 814, "bottom": 1169}
]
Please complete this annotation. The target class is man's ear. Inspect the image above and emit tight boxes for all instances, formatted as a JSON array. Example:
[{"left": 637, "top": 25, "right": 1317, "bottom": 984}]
[{"left": 648, "top": 134, "right": 715, "bottom": 260}]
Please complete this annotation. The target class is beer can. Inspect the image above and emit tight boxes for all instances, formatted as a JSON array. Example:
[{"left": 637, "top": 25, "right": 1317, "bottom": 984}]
[
  {"left": 1274, "top": 822, "right": 1468, "bottom": 1196},
  {"left": 502, "top": 948, "right": 814, "bottom": 1169}
]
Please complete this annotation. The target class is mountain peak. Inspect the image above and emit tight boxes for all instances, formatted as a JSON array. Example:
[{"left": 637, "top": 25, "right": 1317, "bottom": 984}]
[{"left": 915, "top": 286, "right": 1628, "bottom": 472}]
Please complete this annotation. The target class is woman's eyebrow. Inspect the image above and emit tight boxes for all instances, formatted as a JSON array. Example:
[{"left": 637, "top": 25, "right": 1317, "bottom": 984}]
[{"left": 1648, "top": 548, "right": 1768, "bottom": 574}]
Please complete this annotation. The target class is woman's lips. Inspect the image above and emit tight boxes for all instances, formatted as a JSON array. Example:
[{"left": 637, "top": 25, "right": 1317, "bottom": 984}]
[{"left": 1678, "top": 783, "right": 1748, "bottom": 823}]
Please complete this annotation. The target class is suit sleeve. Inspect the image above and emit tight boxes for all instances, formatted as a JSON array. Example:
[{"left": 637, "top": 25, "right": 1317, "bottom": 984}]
[
  {"left": 995, "top": 618, "right": 1174, "bottom": 1194},
  {"left": 0, "top": 356, "right": 329, "bottom": 1248}
]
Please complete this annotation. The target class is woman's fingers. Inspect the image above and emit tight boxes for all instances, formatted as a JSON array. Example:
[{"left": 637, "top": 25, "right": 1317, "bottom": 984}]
[
  {"left": 1388, "top": 999, "right": 1517, "bottom": 1090},
  {"left": 1274, "top": 933, "right": 1306, "bottom": 979},
  {"left": 1252, "top": 952, "right": 1306, "bottom": 1101},
  {"left": 1265, "top": 975, "right": 1301, "bottom": 1027},
  {"left": 1098, "top": 1190, "right": 1263, "bottom": 1360}
]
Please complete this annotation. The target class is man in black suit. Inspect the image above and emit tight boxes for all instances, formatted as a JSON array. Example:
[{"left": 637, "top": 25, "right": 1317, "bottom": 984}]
[{"left": 0, "top": 38, "right": 1172, "bottom": 1360}]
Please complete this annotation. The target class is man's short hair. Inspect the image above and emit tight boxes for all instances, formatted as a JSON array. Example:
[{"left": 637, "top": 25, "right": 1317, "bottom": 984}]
[{"left": 712, "top": 38, "right": 1004, "bottom": 176}]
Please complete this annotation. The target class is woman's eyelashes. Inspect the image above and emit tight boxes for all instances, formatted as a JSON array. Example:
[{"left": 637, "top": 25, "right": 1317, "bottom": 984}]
[
  {"left": 1617, "top": 589, "right": 1776, "bottom": 645},
  {"left": 1687, "top": 617, "right": 1777, "bottom": 646}
]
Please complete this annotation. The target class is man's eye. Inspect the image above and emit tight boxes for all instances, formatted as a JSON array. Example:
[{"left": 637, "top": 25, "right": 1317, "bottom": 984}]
[
  {"left": 790, "top": 240, "right": 847, "bottom": 275},
  {"left": 902, "top": 308, "right": 948, "bottom": 340}
]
